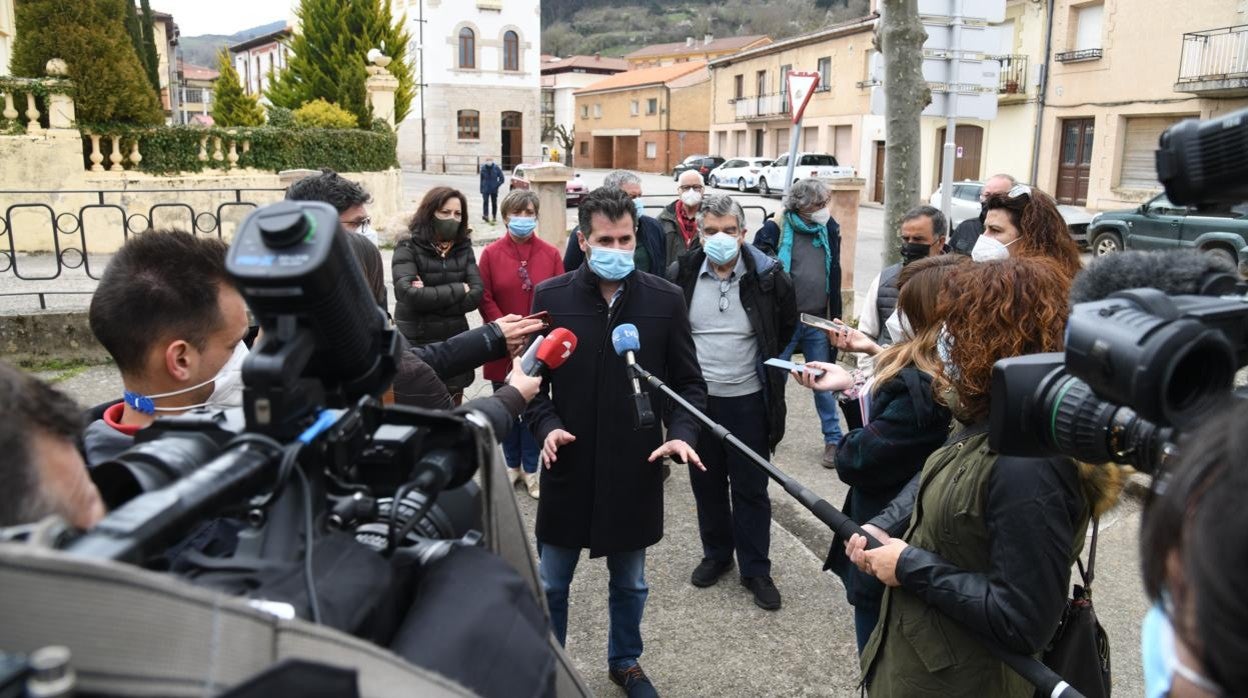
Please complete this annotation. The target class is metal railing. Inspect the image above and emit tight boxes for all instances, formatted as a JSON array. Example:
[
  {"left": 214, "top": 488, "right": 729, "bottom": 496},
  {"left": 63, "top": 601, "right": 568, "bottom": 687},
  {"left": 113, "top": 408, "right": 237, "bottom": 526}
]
[
  {"left": 1054, "top": 48, "right": 1103, "bottom": 62},
  {"left": 0, "top": 187, "right": 286, "bottom": 288},
  {"left": 419, "top": 153, "right": 557, "bottom": 175},
  {"left": 993, "top": 54, "right": 1028, "bottom": 94},
  {"left": 179, "top": 87, "right": 212, "bottom": 105},
  {"left": 731, "top": 92, "right": 789, "bottom": 121},
  {"left": 1177, "top": 24, "right": 1248, "bottom": 83}
]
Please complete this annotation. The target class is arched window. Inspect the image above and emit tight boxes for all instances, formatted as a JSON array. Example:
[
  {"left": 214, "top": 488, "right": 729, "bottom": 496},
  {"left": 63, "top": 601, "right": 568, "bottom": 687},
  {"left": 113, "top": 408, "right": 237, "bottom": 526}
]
[
  {"left": 458, "top": 27, "right": 476, "bottom": 69},
  {"left": 503, "top": 31, "right": 520, "bottom": 71},
  {"left": 457, "top": 110, "right": 480, "bottom": 140}
]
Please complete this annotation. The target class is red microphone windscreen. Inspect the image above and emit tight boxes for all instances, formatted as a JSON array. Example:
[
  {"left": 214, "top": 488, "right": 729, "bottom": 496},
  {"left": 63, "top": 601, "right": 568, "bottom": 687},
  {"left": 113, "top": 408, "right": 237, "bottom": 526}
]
[{"left": 536, "top": 327, "right": 578, "bottom": 370}]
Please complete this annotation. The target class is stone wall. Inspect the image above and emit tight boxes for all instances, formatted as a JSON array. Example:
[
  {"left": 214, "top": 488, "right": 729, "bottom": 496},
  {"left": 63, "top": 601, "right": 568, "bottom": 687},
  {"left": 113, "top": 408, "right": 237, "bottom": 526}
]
[{"left": 0, "top": 311, "right": 105, "bottom": 365}]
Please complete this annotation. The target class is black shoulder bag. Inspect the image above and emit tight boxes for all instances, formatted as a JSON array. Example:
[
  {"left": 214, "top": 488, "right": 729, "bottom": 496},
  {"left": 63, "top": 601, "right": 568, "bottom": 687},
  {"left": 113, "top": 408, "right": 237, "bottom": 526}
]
[{"left": 1040, "top": 517, "right": 1112, "bottom": 697}]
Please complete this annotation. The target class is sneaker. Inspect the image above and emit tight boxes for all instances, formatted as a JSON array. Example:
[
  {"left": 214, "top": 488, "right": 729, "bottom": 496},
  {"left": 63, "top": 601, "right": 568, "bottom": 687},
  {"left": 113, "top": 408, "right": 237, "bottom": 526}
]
[
  {"left": 608, "top": 663, "right": 659, "bottom": 698},
  {"left": 690, "top": 557, "right": 733, "bottom": 587},
  {"left": 506, "top": 466, "right": 522, "bottom": 488},
  {"left": 822, "top": 442, "right": 838, "bottom": 470},
  {"left": 741, "top": 575, "right": 782, "bottom": 610},
  {"left": 523, "top": 470, "right": 540, "bottom": 499}
]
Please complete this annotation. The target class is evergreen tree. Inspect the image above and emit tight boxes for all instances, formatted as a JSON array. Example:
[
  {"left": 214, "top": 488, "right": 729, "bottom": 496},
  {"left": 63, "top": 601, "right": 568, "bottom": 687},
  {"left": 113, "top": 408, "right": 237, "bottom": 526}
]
[
  {"left": 211, "top": 50, "right": 266, "bottom": 127},
  {"left": 11, "top": 0, "right": 163, "bottom": 125},
  {"left": 138, "top": 0, "right": 163, "bottom": 96},
  {"left": 267, "top": 0, "right": 414, "bottom": 128}
]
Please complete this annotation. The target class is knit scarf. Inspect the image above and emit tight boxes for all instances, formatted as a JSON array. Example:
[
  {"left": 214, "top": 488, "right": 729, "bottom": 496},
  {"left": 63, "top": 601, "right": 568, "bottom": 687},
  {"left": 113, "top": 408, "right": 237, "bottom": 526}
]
[
  {"left": 675, "top": 201, "right": 698, "bottom": 245},
  {"left": 778, "top": 211, "right": 833, "bottom": 293}
]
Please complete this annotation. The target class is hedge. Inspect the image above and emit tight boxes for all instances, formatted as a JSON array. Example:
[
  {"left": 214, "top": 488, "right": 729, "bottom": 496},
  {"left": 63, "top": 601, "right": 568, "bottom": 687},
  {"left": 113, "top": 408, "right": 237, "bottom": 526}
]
[{"left": 80, "top": 124, "right": 398, "bottom": 175}]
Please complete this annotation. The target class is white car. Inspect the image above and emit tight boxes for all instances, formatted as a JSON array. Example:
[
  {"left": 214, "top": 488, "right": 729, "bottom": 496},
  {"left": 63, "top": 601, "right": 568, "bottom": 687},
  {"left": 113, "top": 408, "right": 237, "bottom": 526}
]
[
  {"left": 757, "top": 153, "right": 856, "bottom": 198},
  {"left": 929, "top": 180, "right": 1095, "bottom": 247},
  {"left": 708, "top": 158, "right": 775, "bottom": 192}
]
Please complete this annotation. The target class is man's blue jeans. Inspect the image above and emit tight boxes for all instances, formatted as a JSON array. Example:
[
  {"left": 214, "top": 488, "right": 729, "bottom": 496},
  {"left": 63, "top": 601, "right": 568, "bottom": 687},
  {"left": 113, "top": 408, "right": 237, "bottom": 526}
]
[
  {"left": 539, "top": 542, "right": 648, "bottom": 670},
  {"left": 781, "top": 324, "right": 844, "bottom": 444}
]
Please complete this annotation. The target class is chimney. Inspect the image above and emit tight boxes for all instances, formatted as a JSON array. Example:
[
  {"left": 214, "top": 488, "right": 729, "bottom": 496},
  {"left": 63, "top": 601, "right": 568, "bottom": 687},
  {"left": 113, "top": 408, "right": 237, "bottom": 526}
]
[
  {"left": 686, "top": 37, "right": 695, "bottom": 47},
  {"left": 704, "top": 34, "right": 714, "bottom": 45}
]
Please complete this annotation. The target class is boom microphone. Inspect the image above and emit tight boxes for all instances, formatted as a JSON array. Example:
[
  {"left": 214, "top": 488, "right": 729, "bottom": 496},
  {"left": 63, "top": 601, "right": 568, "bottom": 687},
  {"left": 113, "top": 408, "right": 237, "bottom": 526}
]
[
  {"left": 1070, "top": 249, "right": 1239, "bottom": 304},
  {"left": 611, "top": 323, "right": 656, "bottom": 429},
  {"left": 526, "top": 327, "right": 577, "bottom": 377}
]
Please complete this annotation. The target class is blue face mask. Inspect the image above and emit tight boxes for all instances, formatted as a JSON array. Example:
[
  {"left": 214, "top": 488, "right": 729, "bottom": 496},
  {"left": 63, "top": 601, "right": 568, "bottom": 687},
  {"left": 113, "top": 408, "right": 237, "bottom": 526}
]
[
  {"left": 587, "top": 244, "right": 634, "bottom": 281},
  {"left": 702, "top": 232, "right": 740, "bottom": 266},
  {"left": 1142, "top": 600, "right": 1221, "bottom": 698},
  {"left": 634, "top": 198, "right": 646, "bottom": 222},
  {"left": 508, "top": 216, "right": 537, "bottom": 238}
]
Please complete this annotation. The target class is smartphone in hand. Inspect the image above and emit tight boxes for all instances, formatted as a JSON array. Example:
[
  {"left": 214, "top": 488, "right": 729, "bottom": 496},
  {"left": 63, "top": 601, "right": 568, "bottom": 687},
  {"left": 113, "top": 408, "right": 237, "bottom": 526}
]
[
  {"left": 524, "top": 310, "right": 552, "bottom": 330},
  {"left": 800, "top": 313, "right": 848, "bottom": 333},
  {"left": 764, "top": 357, "right": 826, "bottom": 376}
]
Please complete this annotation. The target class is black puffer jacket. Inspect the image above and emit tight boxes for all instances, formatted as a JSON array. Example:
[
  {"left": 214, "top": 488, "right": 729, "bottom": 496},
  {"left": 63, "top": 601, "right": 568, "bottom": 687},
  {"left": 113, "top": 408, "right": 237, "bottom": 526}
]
[{"left": 392, "top": 236, "right": 484, "bottom": 394}]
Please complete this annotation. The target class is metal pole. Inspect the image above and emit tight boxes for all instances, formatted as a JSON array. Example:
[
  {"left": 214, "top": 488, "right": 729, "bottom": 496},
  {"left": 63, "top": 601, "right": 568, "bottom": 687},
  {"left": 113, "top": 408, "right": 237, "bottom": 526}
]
[
  {"left": 418, "top": 0, "right": 427, "bottom": 172},
  {"left": 781, "top": 116, "right": 803, "bottom": 201},
  {"left": 939, "top": 0, "right": 963, "bottom": 225}
]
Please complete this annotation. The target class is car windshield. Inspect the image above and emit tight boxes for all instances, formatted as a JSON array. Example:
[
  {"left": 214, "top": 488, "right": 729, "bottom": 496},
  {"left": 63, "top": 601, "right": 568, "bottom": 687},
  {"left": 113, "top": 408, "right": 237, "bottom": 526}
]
[{"left": 802, "top": 155, "right": 838, "bottom": 166}]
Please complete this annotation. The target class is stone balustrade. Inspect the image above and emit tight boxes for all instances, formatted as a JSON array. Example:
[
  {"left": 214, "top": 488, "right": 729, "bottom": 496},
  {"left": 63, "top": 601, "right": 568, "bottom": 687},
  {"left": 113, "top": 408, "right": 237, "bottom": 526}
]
[
  {"left": 0, "top": 76, "right": 75, "bottom": 134},
  {"left": 81, "top": 128, "right": 252, "bottom": 173}
]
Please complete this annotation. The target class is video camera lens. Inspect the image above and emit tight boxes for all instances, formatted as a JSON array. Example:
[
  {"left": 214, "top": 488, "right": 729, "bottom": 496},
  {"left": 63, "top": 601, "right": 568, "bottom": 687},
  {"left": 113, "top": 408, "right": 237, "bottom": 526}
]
[
  {"left": 1156, "top": 107, "right": 1248, "bottom": 206},
  {"left": 91, "top": 433, "right": 223, "bottom": 510},
  {"left": 1039, "top": 373, "right": 1173, "bottom": 473}
]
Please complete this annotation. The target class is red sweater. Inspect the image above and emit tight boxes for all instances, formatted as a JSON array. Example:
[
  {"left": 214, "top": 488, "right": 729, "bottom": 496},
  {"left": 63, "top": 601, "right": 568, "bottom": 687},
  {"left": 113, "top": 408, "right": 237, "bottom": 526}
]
[{"left": 478, "top": 234, "right": 564, "bottom": 381}]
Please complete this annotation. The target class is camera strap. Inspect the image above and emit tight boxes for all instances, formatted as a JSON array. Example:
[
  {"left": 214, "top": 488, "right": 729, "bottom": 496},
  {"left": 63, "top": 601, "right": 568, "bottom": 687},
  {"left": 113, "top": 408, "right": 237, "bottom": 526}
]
[{"left": 1078, "top": 516, "right": 1100, "bottom": 596}]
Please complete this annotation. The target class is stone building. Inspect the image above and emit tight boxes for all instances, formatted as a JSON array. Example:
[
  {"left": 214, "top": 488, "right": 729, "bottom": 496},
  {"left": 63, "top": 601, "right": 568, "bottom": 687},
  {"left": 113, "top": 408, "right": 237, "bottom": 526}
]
[
  {"left": 541, "top": 54, "right": 629, "bottom": 161},
  {"left": 625, "top": 35, "right": 772, "bottom": 69},
  {"left": 397, "top": 0, "right": 542, "bottom": 173},
  {"left": 573, "top": 62, "right": 711, "bottom": 175}
]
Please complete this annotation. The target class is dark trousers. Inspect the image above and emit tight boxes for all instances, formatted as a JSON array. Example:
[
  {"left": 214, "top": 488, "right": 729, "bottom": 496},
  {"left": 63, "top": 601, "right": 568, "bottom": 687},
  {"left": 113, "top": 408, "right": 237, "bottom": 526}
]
[
  {"left": 689, "top": 392, "right": 772, "bottom": 578},
  {"left": 483, "top": 192, "right": 499, "bottom": 219}
]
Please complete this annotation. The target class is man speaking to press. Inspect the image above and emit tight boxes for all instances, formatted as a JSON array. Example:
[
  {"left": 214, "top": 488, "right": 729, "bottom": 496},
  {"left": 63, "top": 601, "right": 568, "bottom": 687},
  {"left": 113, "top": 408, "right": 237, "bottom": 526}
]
[{"left": 524, "top": 187, "right": 707, "bottom": 698}]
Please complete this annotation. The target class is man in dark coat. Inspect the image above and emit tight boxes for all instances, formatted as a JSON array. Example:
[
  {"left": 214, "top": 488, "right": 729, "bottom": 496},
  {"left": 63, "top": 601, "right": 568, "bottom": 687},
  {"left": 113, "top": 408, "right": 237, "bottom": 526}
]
[
  {"left": 562, "top": 169, "right": 665, "bottom": 275},
  {"left": 479, "top": 157, "right": 505, "bottom": 223},
  {"left": 670, "top": 194, "right": 796, "bottom": 611},
  {"left": 526, "top": 187, "right": 707, "bottom": 698},
  {"left": 948, "top": 173, "right": 1015, "bottom": 255}
]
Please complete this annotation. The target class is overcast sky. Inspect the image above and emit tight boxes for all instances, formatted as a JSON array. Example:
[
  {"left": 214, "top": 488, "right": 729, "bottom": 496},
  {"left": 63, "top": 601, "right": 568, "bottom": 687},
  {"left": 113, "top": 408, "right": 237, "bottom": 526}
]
[{"left": 156, "top": 0, "right": 294, "bottom": 36}]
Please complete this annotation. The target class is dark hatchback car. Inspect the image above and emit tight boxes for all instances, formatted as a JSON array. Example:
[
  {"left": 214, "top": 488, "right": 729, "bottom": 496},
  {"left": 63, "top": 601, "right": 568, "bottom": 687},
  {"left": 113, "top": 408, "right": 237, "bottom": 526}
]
[
  {"left": 1088, "top": 193, "right": 1248, "bottom": 267},
  {"left": 671, "top": 155, "right": 725, "bottom": 181}
]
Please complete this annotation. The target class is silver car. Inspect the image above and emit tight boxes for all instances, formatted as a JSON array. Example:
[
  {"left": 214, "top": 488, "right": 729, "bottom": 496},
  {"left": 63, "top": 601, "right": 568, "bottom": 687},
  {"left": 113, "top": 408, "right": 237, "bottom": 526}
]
[
  {"left": 708, "top": 158, "right": 776, "bottom": 193},
  {"left": 929, "top": 180, "right": 1094, "bottom": 248}
]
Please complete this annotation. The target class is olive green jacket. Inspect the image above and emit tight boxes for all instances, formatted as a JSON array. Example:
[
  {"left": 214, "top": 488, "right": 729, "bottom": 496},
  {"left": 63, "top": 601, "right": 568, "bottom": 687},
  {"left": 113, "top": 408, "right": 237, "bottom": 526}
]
[{"left": 859, "top": 424, "right": 1091, "bottom": 697}]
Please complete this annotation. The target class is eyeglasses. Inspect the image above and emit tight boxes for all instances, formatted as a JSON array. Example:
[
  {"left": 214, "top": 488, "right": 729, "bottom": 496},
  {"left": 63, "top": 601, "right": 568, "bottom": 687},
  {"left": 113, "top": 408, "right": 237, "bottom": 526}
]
[
  {"left": 341, "top": 216, "right": 371, "bottom": 231},
  {"left": 678, "top": 185, "right": 705, "bottom": 193},
  {"left": 518, "top": 262, "right": 533, "bottom": 293},
  {"left": 718, "top": 278, "right": 731, "bottom": 312}
]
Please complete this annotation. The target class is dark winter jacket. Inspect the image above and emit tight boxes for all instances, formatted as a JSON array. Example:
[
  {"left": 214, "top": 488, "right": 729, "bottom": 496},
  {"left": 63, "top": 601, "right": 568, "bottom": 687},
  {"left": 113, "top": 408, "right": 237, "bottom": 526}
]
[
  {"left": 874, "top": 263, "right": 902, "bottom": 345},
  {"left": 406, "top": 323, "right": 509, "bottom": 386},
  {"left": 949, "top": 216, "right": 983, "bottom": 256},
  {"left": 524, "top": 264, "right": 707, "bottom": 557},
  {"left": 753, "top": 217, "right": 843, "bottom": 320},
  {"left": 392, "top": 236, "right": 484, "bottom": 394},
  {"left": 859, "top": 423, "right": 1106, "bottom": 697},
  {"left": 562, "top": 215, "right": 667, "bottom": 276},
  {"left": 479, "top": 162, "right": 505, "bottom": 195},
  {"left": 671, "top": 244, "right": 796, "bottom": 452},
  {"left": 823, "top": 366, "right": 951, "bottom": 610},
  {"left": 657, "top": 201, "right": 701, "bottom": 267}
]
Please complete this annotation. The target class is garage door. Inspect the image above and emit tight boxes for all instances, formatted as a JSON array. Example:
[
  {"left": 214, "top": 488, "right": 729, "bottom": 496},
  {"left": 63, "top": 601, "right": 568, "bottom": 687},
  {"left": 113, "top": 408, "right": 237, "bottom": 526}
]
[{"left": 1119, "top": 116, "right": 1186, "bottom": 190}]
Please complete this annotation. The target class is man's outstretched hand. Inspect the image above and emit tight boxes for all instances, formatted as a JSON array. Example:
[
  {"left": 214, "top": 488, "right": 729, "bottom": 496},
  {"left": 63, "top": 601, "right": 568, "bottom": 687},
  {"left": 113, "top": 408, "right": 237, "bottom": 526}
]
[{"left": 648, "top": 439, "right": 704, "bottom": 471}]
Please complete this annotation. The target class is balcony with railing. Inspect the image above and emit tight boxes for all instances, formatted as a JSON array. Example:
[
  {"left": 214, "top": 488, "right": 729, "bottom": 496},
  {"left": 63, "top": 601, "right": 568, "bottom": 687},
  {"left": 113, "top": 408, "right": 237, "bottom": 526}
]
[
  {"left": 1175, "top": 24, "right": 1248, "bottom": 96},
  {"left": 993, "top": 54, "right": 1027, "bottom": 97},
  {"left": 1054, "top": 48, "right": 1103, "bottom": 63},
  {"left": 731, "top": 92, "right": 789, "bottom": 121}
]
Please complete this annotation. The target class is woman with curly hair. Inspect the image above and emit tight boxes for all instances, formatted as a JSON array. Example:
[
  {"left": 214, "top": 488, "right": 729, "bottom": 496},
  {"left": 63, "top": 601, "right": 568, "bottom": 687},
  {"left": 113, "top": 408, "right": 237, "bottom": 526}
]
[
  {"left": 975, "top": 184, "right": 1083, "bottom": 283},
  {"left": 793, "top": 254, "right": 960, "bottom": 652},
  {"left": 845, "top": 257, "right": 1120, "bottom": 697}
]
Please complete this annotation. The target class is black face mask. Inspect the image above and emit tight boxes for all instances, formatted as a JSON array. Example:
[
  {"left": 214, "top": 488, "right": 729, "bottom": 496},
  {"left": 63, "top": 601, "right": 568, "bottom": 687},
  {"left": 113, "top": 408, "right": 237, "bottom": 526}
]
[{"left": 900, "top": 241, "right": 931, "bottom": 264}]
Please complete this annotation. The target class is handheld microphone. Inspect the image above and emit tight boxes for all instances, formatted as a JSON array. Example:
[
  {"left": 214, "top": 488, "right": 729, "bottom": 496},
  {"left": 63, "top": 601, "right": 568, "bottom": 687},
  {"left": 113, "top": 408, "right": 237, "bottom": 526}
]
[
  {"left": 519, "top": 335, "right": 546, "bottom": 375},
  {"left": 525, "top": 327, "right": 577, "bottom": 377},
  {"left": 611, "top": 323, "right": 656, "bottom": 429}
]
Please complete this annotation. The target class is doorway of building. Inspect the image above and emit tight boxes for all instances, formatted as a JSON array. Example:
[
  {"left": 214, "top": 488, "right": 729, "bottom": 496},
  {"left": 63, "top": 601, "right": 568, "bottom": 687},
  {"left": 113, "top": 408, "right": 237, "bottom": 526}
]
[
  {"left": 934, "top": 125, "right": 983, "bottom": 185},
  {"left": 501, "top": 111, "right": 523, "bottom": 169},
  {"left": 873, "top": 141, "right": 885, "bottom": 203},
  {"left": 754, "top": 129, "right": 764, "bottom": 157},
  {"left": 1056, "top": 118, "right": 1094, "bottom": 206}
]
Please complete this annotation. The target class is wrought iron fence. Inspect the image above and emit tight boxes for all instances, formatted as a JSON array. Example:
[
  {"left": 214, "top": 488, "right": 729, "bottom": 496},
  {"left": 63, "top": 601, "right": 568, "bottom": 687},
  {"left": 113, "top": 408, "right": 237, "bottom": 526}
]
[
  {"left": 0, "top": 187, "right": 287, "bottom": 286},
  {"left": 993, "top": 54, "right": 1028, "bottom": 94},
  {"left": 1054, "top": 48, "right": 1103, "bottom": 63},
  {"left": 1178, "top": 24, "right": 1248, "bottom": 83},
  {"left": 731, "top": 93, "right": 789, "bottom": 121}
]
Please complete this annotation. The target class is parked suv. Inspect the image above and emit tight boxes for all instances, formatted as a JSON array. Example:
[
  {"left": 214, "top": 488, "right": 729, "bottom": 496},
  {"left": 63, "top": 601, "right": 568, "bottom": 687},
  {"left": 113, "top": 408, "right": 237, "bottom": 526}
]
[
  {"left": 756, "top": 153, "right": 855, "bottom": 197},
  {"left": 1087, "top": 194, "right": 1248, "bottom": 266},
  {"left": 672, "top": 155, "right": 726, "bottom": 181}
]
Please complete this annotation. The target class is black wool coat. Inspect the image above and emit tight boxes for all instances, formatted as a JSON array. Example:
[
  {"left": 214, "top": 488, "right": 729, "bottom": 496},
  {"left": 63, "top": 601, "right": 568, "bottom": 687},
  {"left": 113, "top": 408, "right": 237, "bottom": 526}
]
[
  {"left": 524, "top": 265, "right": 707, "bottom": 557},
  {"left": 392, "top": 235, "right": 484, "bottom": 393}
]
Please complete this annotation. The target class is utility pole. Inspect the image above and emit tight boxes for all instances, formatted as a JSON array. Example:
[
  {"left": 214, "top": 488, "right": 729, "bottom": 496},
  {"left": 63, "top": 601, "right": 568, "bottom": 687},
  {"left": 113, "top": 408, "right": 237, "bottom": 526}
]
[
  {"left": 937, "top": 0, "right": 963, "bottom": 228},
  {"left": 879, "top": 0, "right": 927, "bottom": 266}
]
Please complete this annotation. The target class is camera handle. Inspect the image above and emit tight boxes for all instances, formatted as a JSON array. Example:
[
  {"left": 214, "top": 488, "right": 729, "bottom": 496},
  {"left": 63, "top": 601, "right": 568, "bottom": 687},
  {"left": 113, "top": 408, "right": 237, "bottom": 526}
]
[{"left": 629, "top": 362, "right": 1088, "bottom": 698}]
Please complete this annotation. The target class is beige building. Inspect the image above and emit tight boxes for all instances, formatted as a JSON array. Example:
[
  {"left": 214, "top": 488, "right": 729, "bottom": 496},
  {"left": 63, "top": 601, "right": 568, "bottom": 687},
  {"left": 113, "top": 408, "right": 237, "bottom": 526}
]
[
  {"left": 574, "top": 62, "right": 711, "bottom": 174},
  {"left": 1034, "top": 0, "right": 1248, "bottom": 210},
  {"left": 541, "top": 54, "right": 629, "bottom": 159},
  {"left": 0, "top": 0, "right": 13, "bottom": 77},
  {"left": 626, "top": 35, "right": 772, "bottom": 69},
  {"left": 229, "top": 27, "right": 293, "bottom": 99}
]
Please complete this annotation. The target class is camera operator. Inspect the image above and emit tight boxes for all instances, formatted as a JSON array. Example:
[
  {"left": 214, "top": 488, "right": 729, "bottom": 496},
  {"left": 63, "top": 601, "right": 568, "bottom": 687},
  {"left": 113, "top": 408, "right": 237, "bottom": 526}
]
[
  {"left": 844, "top": 258, "right": 1118, "bottom": 696},
  {"left": 0, "top": 360, "right": 105, "bottom": 531},
  {"left": 1140, "top": 400, "right": 1248, "bottom": 697}
]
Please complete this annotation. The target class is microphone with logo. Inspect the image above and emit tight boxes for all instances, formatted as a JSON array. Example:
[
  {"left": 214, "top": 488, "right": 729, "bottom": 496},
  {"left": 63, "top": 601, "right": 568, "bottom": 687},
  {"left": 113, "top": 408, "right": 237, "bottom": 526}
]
[
  {"left": 523, "top": 327, "right": 578, "bottom": 377},
  {"left": 610, "top": 324, "right": 656, "bottom": 429}
]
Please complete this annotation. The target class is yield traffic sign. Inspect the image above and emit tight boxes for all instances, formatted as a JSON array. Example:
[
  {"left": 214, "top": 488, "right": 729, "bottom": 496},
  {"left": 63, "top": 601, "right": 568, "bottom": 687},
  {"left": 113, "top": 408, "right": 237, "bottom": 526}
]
[{"left": 786, "top": 71, "right": 820, "bottom": 124}]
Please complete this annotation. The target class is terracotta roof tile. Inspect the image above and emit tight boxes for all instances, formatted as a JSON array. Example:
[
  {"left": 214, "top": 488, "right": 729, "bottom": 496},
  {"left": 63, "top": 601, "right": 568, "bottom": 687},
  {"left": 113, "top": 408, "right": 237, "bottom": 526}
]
[
  {"left": 625, "top": 35, "right": 769, "bottom": 60},
  {"left": 575, "top": 62, "right": 707, "bottom": 94}
]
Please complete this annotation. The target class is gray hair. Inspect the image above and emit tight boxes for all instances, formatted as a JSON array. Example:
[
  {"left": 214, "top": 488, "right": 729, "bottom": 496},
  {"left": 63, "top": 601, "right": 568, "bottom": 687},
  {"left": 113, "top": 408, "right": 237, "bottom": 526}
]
[
  {"left": 677, "top": 170, "right": 705, "bottom": 186},
  {"left": 783, "top": 178, "right": 830, "bottom": 212},
  {"left": 986, "top": 173, "right": 1017, "bottom": 187},
  {"left": 697, "top": 194, "right": 746, "bottom": 233},
  {"left": 500, "top": 189, "right": 540, "bottom": 219},
  {"left": 901, "top": 205, "right": 949, "bottom": 239},
  {"left": 603, "top": 170, "right": 642, "bottom": 190}
]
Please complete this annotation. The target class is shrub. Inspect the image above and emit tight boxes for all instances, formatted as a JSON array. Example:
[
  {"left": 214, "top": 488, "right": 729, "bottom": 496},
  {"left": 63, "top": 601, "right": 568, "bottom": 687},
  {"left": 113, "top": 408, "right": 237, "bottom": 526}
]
[
  {"left": 10, "top": 0, "right": 163, "bottom": 125},
  {"left": 293, "top": 99, "right": 358, "bottom": 129},
  {"left": 266, "top": 105, "right": 295, "bottom": 129},
  {"left": 211, "top": 51, "right": 266, "bottom": 127}
]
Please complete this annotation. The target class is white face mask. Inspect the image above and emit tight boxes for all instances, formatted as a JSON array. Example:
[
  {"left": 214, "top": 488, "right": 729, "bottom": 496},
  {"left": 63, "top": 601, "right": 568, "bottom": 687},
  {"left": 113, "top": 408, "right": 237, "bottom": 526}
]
[
  {"left": 680, "top": 189, "right": 703, "bottom": 207},
  {"left": 123, "top": 341, "right": 248, "bottom": 414},
  {"left": 971, "top": 234, "right": 1017, "bottom": 262},
  {"left": 356, "top": 222, "right": 379, "bottom": 246},
  {"left": 886, "top": 310, "right": 915, "bottom": 343},
  {"left": 807, "top": 208, "right": 832, "bottom": 226}
]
